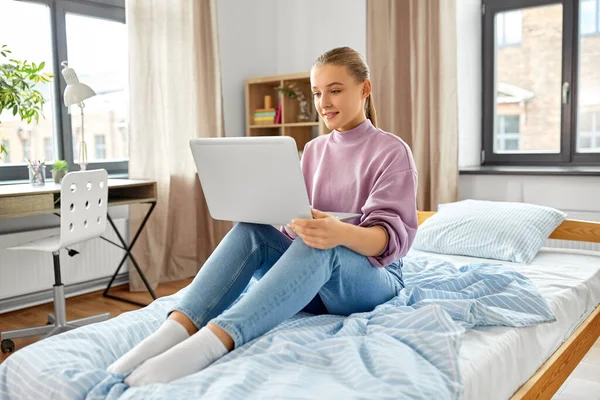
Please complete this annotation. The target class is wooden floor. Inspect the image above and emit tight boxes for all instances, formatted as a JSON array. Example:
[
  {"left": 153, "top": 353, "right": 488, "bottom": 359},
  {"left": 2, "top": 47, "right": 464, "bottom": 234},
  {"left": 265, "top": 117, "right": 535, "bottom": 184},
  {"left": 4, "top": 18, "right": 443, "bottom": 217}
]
[
  {"left": 1, "top": 278, "right": 599, "bottom": 399},
  {"left": 0, "top": 277, "right": 193, "bottom": 364}
]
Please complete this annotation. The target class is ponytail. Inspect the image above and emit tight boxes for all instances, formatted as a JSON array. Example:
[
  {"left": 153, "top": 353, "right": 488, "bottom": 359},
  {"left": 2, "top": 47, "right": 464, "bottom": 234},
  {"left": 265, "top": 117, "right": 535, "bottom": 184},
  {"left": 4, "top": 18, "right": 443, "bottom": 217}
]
[{"left": 365, "top": 94, "right": 378, "bottom": 128}]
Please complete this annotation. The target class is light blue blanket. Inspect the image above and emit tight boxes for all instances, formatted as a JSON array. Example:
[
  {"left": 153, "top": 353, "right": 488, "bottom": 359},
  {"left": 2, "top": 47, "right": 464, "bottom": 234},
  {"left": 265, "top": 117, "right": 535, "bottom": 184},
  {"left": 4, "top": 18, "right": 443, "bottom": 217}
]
[{"left": 0, "top": 256, "right": 555, "bottom": 400}]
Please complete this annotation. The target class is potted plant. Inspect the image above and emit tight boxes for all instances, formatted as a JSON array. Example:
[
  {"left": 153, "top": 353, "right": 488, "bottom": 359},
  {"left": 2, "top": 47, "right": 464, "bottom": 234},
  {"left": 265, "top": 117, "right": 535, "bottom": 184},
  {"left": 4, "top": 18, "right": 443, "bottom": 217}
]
[
  {"left": 0, "top": 44, "right": 53, "bottom": 160},
  {"left": 51, "top": 160, "right": 68, "bottom": 183},
  {"left": 275, "top": 83, "right": 314, "bottom": 122}
]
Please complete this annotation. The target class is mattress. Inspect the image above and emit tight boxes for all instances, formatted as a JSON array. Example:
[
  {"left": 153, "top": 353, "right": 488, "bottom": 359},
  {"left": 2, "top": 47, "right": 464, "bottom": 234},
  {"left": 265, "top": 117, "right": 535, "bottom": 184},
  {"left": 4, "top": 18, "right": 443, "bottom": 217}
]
[{"left": 408, "top": 248, "right": 600, "bottom": 400}]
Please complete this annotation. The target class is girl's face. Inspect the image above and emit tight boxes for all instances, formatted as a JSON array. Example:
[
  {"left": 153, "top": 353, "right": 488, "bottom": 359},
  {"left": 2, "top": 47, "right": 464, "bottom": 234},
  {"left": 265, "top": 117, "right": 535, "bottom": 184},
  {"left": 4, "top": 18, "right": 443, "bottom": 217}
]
[{"left": 310, "top": 64, "right": 371, "bottom": 132}]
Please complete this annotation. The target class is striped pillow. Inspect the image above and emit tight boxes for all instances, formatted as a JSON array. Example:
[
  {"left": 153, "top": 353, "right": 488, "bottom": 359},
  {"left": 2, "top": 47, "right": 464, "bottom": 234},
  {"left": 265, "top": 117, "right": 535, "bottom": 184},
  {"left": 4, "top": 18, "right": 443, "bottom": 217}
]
[{"left": 413, "top": 199, "right": 566, "bottom": 263}]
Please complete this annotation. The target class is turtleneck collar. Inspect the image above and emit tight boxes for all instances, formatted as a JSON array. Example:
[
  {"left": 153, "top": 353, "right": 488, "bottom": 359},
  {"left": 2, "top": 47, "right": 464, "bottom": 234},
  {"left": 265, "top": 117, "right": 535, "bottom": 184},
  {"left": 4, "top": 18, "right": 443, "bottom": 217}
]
[{"left": 330, "top": 119, "right": 374, "bottom": 144}]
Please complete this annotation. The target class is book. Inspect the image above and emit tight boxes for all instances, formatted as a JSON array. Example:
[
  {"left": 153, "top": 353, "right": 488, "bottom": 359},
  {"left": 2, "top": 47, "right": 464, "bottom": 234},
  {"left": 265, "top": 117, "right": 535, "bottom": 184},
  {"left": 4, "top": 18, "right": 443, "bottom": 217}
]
[{"left": 275, "top": 102, "right": 282, "bottom": 124}]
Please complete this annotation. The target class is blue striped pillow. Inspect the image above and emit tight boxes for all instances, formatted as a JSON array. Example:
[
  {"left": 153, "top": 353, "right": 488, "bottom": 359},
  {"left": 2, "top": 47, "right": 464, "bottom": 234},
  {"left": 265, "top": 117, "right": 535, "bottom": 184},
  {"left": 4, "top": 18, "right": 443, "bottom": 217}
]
[{"left": 413, "top": 200, "right": 566, "bottom": 263}]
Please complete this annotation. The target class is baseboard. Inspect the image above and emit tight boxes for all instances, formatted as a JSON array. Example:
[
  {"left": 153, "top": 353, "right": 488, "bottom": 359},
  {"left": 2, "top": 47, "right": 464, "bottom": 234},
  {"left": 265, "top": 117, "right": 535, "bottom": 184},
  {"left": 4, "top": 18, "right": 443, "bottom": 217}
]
[{"left": 0, "top": 273, "right": 129, "bottom": 314}]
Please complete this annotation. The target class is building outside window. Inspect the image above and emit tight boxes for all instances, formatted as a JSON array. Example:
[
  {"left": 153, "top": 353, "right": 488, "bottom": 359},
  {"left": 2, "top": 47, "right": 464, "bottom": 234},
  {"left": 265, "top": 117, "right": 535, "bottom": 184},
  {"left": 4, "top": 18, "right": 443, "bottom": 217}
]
[
  {"left": 496, "top": 115, "right": 521, "bottom": 152},
  {"left": 44, "top": 137, "right": 53, "bottom": 162},
  {"left": 578, "top": 109, "right": 600, "bottom": 152},
  {"left": 95, "top": 134, "right": 106, "bottom": 160},
  {"left": 2, "top": 140, "right": 10, "bottom": 164},
  {"left": 22, "top": 138, "right": 30, "bottom": 161}
]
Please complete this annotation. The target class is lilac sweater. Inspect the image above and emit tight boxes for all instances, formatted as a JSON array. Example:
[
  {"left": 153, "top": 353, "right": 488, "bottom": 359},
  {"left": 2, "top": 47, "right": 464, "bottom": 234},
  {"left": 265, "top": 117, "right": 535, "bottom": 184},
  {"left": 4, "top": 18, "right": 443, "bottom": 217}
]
[{"left": 284, "top": 119, "right": 419, "bottom": 268}]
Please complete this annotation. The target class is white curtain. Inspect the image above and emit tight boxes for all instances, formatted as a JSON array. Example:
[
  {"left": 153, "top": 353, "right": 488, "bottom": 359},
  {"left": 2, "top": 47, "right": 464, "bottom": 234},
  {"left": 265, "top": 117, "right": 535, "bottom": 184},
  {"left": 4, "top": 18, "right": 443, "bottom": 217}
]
[{"left": 126, "top": 0, "right": 232, "bottom": 290}]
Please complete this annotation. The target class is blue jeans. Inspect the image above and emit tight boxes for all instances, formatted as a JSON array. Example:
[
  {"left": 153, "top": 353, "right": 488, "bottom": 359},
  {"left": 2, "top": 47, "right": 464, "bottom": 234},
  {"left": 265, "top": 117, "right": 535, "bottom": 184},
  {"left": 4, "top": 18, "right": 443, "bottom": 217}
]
[{"left": 171, "top": 223, "right": 404, "bottom": 348}]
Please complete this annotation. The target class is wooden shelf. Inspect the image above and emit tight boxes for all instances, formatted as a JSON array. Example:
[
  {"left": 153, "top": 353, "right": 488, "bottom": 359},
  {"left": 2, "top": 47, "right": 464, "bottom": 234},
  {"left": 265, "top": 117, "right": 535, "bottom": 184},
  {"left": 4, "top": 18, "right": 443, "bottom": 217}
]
[
  {"left": 249, "top": 124, "right": 282, "bottom": 129},
  {"left": 245, "top": 72, "right": 327, "bottom": 151},
  {"left": 248, "top": 122, "right": 318, "bottom": 129},
  {"left": 246, "top": 72, "right": 312, "bottom": 84},
  {"left": 285, "top": 122, "right": 319, "bottom": 127}
]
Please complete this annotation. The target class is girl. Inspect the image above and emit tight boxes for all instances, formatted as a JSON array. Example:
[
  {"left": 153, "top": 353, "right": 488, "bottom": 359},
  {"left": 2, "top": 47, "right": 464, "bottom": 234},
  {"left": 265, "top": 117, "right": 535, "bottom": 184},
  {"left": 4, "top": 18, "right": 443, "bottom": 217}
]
[{"left": 108, "top": 46, "right": 419, "bottom": 386}]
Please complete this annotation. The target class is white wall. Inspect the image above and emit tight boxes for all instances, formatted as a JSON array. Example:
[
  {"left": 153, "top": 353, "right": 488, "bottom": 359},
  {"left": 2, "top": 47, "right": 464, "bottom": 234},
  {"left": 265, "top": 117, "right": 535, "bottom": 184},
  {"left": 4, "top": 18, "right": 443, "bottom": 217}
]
[
  {"left": 273, "top": 1, "right": 366, "bottom": 75},
  {"left": 217, "top": 0, "right": 366, "bottom": 138},
  {"left": 459, "top": 174, "right": 600, "bottom": 221},
  {"left": 217, "top": 0, "right": 278, "bottom": 138}
]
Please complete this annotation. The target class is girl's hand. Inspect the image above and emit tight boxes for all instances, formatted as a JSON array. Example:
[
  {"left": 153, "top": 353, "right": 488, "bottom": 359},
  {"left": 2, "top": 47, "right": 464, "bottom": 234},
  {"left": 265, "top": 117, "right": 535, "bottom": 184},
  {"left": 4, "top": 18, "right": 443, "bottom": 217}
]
[{"left": 288, "top": 209, "right": 347, "bottom": 249}]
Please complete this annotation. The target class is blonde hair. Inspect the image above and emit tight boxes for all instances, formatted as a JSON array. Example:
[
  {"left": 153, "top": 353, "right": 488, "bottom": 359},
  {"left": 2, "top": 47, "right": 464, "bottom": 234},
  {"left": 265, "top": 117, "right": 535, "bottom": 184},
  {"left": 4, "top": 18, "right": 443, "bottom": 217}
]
[{"left": 313, "top": 47, "right": 377, "bottom": 128}]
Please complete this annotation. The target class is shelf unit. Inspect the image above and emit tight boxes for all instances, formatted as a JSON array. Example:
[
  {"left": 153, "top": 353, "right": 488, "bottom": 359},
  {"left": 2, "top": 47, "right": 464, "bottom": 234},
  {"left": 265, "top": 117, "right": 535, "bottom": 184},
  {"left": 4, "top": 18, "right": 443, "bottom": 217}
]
[{"left": 245, "top": 72, "right": 327, "bottom": 152}]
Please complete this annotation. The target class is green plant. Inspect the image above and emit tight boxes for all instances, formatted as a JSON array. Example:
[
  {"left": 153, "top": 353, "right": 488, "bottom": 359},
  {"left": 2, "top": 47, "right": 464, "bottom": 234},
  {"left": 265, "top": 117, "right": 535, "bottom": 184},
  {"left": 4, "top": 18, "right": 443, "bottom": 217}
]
[
  {"left": 275, "top": 82, "right": 307, "bottom": 102},
  {"left": 275, "top": 86, "right": 297, "bottom": 99},
  {"left": 52, "top": 159, "right": 68, "bottom": 172},
  {"left": 0, "top": 45, "right": 53, "bottom": 158}
]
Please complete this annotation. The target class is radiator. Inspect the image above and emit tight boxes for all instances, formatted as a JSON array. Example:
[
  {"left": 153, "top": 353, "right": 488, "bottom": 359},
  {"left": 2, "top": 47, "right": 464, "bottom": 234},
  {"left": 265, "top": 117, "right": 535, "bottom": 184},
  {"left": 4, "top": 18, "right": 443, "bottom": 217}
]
[{"left": 0, "top": 218, "right": 129, "bottom": 313}]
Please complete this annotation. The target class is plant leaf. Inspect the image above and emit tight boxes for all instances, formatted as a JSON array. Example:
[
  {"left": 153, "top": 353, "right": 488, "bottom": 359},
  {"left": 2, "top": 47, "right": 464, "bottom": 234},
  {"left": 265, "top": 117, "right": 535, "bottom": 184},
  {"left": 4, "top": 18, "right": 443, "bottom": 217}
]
[{"left": 1, "top": 51, "right": 51, "bottom": 124}]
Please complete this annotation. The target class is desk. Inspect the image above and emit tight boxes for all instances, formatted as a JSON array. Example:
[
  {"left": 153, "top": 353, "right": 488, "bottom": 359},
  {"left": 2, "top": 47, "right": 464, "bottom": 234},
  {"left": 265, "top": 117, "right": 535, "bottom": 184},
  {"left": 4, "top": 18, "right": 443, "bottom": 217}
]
[{"left": 0, "top": 179, "right": 158, "bottom": 307}]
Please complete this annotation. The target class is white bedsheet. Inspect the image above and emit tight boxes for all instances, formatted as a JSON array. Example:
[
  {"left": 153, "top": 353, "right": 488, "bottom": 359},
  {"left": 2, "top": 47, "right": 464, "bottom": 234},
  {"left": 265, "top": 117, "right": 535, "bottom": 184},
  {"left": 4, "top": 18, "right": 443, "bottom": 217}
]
[{"left": 409, "top": 247, "right": 600, "bottom": 400}]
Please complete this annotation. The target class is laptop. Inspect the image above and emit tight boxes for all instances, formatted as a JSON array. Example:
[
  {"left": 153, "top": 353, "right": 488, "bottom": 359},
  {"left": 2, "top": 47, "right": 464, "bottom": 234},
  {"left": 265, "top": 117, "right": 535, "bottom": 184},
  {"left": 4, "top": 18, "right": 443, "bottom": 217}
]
[{"left": 189, "top": 136, "right": 361, "bottom": 226}]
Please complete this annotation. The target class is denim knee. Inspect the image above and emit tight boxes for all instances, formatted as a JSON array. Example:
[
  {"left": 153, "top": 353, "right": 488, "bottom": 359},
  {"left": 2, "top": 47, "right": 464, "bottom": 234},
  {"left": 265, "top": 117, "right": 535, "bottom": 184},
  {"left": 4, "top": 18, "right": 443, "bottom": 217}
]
[
  {"left": 294, "top": 238, "right": 337, "bottom": 257},
  {"left": 233, "top": 222, "right": 279, "bottom": 240},
  {"left": 233, "top": 222, "right": 267, "bottom": 235}
]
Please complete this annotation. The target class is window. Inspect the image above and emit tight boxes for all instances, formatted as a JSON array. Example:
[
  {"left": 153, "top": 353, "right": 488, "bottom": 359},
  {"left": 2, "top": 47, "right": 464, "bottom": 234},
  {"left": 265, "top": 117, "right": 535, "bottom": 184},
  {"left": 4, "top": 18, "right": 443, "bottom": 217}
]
[
  {"left": 44, "top": 137, "right": 53, "bottom": 162},
  {"left": 2, "top": 140, "right": 10, "bottom": 164},
  {"left": 0, "top": 0, "right": 126, "bottom": 181},
  {"left": 483, "top": 0, "right": 600, "bottom": 166},
  {"left": 22, "top": 138, "right": 30, "bottom": 161},
  {"left": 116, "top": 121, "right": 129, "bottom": 159},
  {"left": 0, "top": 1, "right": 56, "bottom": 175},
  {"left": 66, "top": 13, "right": 128, "bottom": 164},
  {"left": 581, "top": 0, "right": 600, "bottom": 35},
  {"left": 496, "top": 115, "right": 521, "bottom": 152},
  {"left": 95, "top": 134, "right": 106, "bottom": 160},
  {"left": 496, "top": 11, "right": 523, "bottom": 46},
  {"left": 578, "top": 110, "right": 600, "bottom": 151}
]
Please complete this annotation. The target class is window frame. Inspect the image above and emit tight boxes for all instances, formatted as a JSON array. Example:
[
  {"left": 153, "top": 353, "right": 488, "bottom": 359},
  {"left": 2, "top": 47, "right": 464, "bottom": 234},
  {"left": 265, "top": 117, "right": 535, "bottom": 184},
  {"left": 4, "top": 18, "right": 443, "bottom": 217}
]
[
  {"left": 0, "top": 0, "right": 126, "bottom": 182},
  {"left": 482, "top": 0, "right": 600, "bottom": 166}
]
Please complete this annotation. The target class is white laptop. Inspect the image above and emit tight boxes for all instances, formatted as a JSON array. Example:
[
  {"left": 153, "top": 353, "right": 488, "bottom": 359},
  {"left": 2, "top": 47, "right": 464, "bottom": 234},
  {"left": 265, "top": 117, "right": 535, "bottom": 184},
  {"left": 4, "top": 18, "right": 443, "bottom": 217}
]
[{"left": 189, "top": 136, "right": 361, "bottom": 226}]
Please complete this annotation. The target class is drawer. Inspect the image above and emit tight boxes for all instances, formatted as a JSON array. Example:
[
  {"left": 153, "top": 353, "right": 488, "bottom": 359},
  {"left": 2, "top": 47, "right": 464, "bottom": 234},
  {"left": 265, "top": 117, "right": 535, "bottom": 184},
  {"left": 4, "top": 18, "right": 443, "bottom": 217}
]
[{"left": 0, "top": 193, "right": 55, "bottom": 218}]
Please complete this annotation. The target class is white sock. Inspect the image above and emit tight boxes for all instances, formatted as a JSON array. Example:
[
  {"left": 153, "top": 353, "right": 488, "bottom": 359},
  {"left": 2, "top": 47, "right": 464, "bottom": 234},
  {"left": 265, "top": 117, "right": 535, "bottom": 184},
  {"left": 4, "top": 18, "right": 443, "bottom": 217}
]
[
  {"left": 107, "top": 319, "right": 190, "bottom": 374},
  {"left": 125, "top": 326, "right": 228, "bottom": 387}
]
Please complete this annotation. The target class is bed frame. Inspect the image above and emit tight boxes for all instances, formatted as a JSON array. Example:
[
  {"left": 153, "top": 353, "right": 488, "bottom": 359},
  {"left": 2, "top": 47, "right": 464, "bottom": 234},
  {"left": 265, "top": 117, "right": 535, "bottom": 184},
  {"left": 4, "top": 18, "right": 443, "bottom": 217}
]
[{"left": 417, "top": 211, "right": 600, "bottom": 400}]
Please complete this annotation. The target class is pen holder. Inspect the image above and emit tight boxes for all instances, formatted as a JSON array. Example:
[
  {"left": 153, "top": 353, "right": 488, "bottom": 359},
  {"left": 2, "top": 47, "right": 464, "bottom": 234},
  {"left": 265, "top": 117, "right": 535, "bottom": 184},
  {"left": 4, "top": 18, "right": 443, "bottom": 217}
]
[{"left": 28, "top": 165, "right": 46, "bottom": 187}]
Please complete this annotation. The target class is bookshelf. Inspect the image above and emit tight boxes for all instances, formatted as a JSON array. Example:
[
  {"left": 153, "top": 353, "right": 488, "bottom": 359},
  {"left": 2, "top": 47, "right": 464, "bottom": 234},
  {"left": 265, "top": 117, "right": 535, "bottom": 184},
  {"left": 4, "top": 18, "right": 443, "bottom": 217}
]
[{"left": 245, "top": 72, "right": 327, "bottom": 153}]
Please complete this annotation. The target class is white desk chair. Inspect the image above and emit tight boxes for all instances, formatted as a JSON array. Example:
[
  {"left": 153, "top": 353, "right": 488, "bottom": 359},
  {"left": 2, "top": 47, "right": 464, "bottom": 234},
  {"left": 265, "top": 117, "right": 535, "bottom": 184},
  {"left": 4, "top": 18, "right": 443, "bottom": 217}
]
[{"left": 1, "top": 170, "right": 111, "bottom": 354}]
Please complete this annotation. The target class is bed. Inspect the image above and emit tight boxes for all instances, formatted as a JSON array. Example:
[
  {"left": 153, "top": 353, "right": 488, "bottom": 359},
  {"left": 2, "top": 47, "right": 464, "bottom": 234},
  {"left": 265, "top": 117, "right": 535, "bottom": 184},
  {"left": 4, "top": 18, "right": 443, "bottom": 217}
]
[
  {"left": 416, "top": 211, "right": 600, "bottom": 400},
  {"left": 0, "top": 211, "right": 599, "bottom": 400}
]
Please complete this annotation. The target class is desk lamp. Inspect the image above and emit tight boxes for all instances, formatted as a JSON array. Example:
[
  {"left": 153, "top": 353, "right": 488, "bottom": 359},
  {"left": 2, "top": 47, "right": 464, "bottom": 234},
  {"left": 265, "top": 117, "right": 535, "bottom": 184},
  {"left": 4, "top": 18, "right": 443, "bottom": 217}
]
[{"left": 61, "top": 61, "right": 96, "bottom": 170}]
